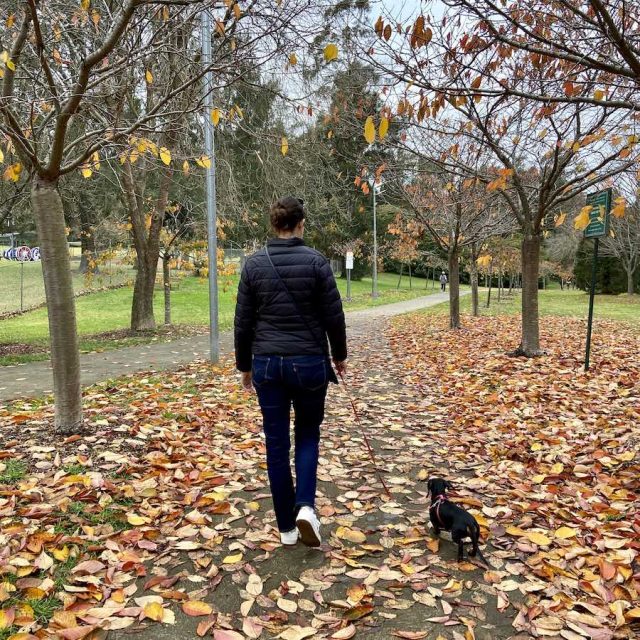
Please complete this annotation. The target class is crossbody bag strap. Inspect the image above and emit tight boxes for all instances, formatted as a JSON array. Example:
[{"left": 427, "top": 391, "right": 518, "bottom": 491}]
[
  {"left": 265, "top": 246, "right": 323, "bottom": 349},
  {"left": 265, "top": 246, "right": 338, "bottom": 384}
]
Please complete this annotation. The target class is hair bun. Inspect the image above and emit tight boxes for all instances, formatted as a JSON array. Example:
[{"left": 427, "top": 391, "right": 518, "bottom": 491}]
[{"left": 270, "top": 196, "right": 305, "bottom": 231}]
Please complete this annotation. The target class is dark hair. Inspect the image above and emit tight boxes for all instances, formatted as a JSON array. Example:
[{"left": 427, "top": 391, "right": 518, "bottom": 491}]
[{"left": 270, "top": 196, "right": 305, "bottom": 231}]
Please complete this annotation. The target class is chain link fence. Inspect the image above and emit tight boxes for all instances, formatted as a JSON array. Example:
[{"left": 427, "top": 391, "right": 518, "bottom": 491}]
[{"left": 0, "top": 245, "right": 136, "bottom": 316}]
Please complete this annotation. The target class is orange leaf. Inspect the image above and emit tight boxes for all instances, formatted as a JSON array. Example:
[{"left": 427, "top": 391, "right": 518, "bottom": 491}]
[{"left": 182, "top": 601, "right": 213, "bottom": 617}]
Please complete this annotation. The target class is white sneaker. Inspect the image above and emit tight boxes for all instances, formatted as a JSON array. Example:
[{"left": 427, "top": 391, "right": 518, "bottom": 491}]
[
  {"left": 280, "top": 529, "right": 298, "bottom": 546},
  {"left": 296, "top": 506, "right": 322, "bottom": 547}
]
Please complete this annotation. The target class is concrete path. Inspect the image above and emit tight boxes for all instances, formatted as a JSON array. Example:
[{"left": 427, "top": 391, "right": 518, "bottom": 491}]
[{"left": 3, "top": 291, "right": 464, "bottom": 402}]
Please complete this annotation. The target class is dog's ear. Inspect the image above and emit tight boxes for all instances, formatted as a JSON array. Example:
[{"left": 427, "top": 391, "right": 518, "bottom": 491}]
[
  {"left": 427, "top": 479, "right": 434, "bottom": 495},
  {"left": 445, "top": 481, "right": 454, "bottom": 490}
]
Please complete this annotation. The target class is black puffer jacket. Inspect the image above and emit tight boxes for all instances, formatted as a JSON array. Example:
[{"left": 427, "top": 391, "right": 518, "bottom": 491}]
[{"left": 234, "top": 238, "right": 347, "bottom": 372}]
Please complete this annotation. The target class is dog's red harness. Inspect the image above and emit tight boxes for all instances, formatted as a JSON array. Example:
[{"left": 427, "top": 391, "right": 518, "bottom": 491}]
[{"left": 430, "top": 494, "right": 447, "bottom": 527}]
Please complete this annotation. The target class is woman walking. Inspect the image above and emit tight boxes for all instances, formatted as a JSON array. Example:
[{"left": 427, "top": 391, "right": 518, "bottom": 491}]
[{"left": 234, "top": 196, "right": 347, "bottom": 547}]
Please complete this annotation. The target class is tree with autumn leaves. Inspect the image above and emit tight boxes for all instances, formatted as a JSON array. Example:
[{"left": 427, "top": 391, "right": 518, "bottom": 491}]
[
  {"left": 0, "top": 0, "right": 325, "bottom": 433},
  {"left": 367, "top": 8, "right": 637, "bottom": 355}
]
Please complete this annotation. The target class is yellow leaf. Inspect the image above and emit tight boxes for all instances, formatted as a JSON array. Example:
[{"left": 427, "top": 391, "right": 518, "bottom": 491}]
[
  {"left": 611, "top": 198, "right": 626, "bottom": 218},
  {"left": 281, "top": 136, "right": 289, "bottom": 156},
  {"left": 550, "top": 462, "right": 564, "bottom": 474},
  {"left": 91, "top": 10, "right": 100, "bottom": 26},
  {"left": 505, "top": 526, "right": 526, "bottom": 537},
  {"left": 145, "top": 69, "right": 153, "bottom": 84},
  {"left": 52, "top": 546, "right": 70, "bottom": 561},
  {"left": 162, "top": 6, "right": 170, "bottom": 21},
  {"left": 196, "top": 155, "right": 211, "bottom": 169},
  {"left": 554, "top": 212, "right": 567, "bottom": 227},
  {"left": 159, "top": 147, "right": 171, "bottom": 166},
  {"left": 222, "top": 553, "right": 243, "bottom": 564},
  {"left": 323, "top": 43, "right": 338, "bottom": 62},
  {"left": 574, "top": 205, "right": 591, "bottom": 230},
  {"left": 6, "top": 15, "right": 15, "bottom": 28},
  {"left": 525, "top": 531, "right": 551, "bottom": 546},
  {"left": 211, "top": 108, "right": 221, "bottom": 127},
  {"left": 81, "top": 0, "right": 90, "bottom": 10},
  {"left": 182, "top": 160, "right": 190, "bottom": 176},
  {"left": 144, "top": 602, "right": 165, "bottom": 622},
  {"left": 6, "top": 59, "right": 15, "bottom": 72},
  {"left": 555, "top": 526, "right": 577, "bottom": 539},
  {"left": 233, "top": 3, "right": 241, "bottom": 19},
  {"left": 126, "top": 513, "right": 148, "bottom": 526},
  {"left": 572, "top": 141, "right": 581, "bottom": 152},
  {"left": 289, "top": 52, "right": 298, "bottom": 66},
  {"left": 3, "top": 163, "right": 22, "bottom": 182},
  {"left": 379, "top": 116, "right": 389, "bottom": 140},
  {"left": 594, "top": 89, "right": 605, "bottom": 101},
  {"left": 336, "top": 526, "right": 366, "bottom": 544},
  {"left": 627, "top": 608, "right": 640, "bottom": 619},
  {"left": 0, "top": 148, "right": 4, "bottom": 163},
  {"left": 0, "top": 609, "right": 15, "bottom": 630},
  {"left": 364, "top": 116, "right": 375, "bottom": 144}
]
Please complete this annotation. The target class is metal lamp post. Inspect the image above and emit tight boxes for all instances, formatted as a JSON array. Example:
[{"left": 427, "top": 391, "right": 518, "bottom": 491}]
[
  {"left": 201, "top": 6, "right": 219, "bottom": 363},
  {"left": 369, "top": 176, "right": 380, "bottom": 298}
]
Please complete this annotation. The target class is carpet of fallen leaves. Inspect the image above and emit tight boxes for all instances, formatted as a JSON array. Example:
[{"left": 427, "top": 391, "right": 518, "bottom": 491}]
[{"left": 0, "top": 314, "right": 638, "bottom": 640}]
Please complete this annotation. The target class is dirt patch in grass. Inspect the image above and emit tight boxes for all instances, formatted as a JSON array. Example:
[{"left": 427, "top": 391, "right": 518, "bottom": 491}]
[
  {"left": 0, "top": 342, "right": 47, "bottom": 356},
  {"left": 0, "top": 324, "right": 208, "bottom": 359}
]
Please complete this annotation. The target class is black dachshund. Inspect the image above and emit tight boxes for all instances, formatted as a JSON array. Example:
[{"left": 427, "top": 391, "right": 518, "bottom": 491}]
[{"left": 427, "top": 477, "right": 484, "bottom": 563}]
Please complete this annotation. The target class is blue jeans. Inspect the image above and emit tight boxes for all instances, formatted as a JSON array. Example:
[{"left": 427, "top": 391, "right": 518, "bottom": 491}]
[{"left": 252, "top": 355, "right": 330, "bottom": 532}]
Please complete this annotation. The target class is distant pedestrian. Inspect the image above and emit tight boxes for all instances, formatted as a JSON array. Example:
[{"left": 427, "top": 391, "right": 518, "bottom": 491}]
[
  {"left": 440, "top": 271, "right": 448, "bottom": 292},
  {"left": 234, "top": 196, "right": 347, "bottom": 548}
]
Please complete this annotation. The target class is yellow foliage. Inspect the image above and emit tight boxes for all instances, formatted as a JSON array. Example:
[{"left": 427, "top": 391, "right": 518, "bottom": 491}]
[
  {"left": 364, "top": 116, "right": 375, "bottom": 144},
  {"left": 323, "top": 43, "right": 338, "bottom": 62},
  {"left": 573, "top": 205, "right": 592, "bottom": 230}
]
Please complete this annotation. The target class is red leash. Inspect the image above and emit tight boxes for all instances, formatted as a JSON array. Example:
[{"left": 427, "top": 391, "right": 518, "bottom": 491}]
[{"left": 338, "top": 370, "right": 392, "bottom": 499}]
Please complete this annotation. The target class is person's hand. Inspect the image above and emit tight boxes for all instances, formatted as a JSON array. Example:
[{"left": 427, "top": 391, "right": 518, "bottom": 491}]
[
  {"left": 334, "top": 359, "right": 347, "bottom": 376},
  {"left": 241, "top": 371, "right": 253, "bottom": 392}
]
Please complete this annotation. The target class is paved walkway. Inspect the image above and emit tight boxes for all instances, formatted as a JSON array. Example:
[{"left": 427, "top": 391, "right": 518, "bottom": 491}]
[{"left": 4, "top": 291, "right": 464, "bottom": 402}]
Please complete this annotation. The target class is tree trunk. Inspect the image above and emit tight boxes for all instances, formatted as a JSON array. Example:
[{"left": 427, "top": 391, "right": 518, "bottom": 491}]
[
  {"left": 131, "top": 258, "right": 157, "bottom": 330},
  {"left": 486, "top": 265, "right": 493, "bottom": 308},
  {"left": 163, "top": 254, "right": 171, "bottom": 325},
  {"left": 470, "top": 244, "right": 479, "bottom": 317},
  {"left": 448, "top": 248, "right": 461, "bottom": 329},
  {"left": 627, "top": 268, "right": 635, "bottom": 295},
  {"left": 397, "top": 263, "right": 403, "bottom": 288},
  {"left": 432, "top": 266, "right": 436, "bottom": 289},
  {"left": 470, "top": 264, "right": 479, "bottom": 317},
  {"left": 498, "top": 269, "right": 502, "bottom": 303},
  {"left": 124, "top": 161, "right": 172, "bottom": 331},
  {"left": 517, "top": 234, "right": 543, "bottom": 356},
  {"left": 32, "top": 177, "right": 83, "bottom": 434},
  {"left": 409, "top": 263, "right": 412, "bottom": 289}
]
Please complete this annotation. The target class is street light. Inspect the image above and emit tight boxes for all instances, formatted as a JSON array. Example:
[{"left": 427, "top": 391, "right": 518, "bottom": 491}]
[
  {"left": 368, "top": 175, "right": 381, "bottom": 298},
  {"left": 201, "top": 6, "right": 219, "bottom": 363}
]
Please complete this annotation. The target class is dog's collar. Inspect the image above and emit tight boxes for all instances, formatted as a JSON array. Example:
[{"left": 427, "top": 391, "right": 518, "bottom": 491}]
[
  {"left": 430, "top": 494, "right": 447, "bottom": 527},
  {"left": 430, "top": 493, "right": 447, "bottom": 507}
]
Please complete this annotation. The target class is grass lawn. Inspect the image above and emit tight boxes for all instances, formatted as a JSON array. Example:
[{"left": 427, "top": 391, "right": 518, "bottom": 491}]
[
  {"left": 0, "top": 271, "right": 444, "bottom": 363},
  {"left": 421, "top": 287, "right": 640, "bottom": 325}
]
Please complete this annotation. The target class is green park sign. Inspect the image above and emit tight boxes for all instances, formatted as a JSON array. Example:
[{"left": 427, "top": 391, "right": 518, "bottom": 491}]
[{"left": 584, "top": 188, "right": 612, "bottom": 239}]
